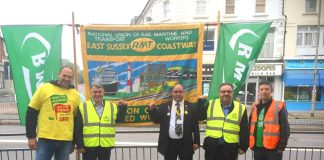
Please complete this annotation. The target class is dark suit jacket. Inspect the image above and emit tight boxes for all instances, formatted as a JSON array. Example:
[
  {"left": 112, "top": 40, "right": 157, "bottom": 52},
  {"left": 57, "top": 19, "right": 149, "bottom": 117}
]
[{"left": 148, "top": 100, "right": 200, "bottom": 155}]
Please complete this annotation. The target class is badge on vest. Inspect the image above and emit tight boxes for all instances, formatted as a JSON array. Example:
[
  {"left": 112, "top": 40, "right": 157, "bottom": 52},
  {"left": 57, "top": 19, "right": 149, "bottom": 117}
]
[
  {"left": 103, "top": 116, "right": 110, "bottom": 122},
  {"left": 176, "top": 120, "right": 183, "bottom": 124}
]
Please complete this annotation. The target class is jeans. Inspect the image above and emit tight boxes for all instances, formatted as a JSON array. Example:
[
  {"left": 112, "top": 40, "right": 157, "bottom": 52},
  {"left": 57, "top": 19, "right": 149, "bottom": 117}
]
[{"left": 36, "top": 138, "right": 72, "bottom": 160}]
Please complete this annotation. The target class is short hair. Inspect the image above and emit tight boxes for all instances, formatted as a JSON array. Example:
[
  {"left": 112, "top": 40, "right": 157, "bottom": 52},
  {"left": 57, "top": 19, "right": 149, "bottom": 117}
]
[
  {"left": 91, "top": 78, "right": 104, "bottom": 88},
  {"left": 218, "top": 83, "right": 234, "bottom": 91},
  {"left": 259, "top": 80, "right": 273, "bottom": 90},
  {"left": 59, "top": 66, "right": 73, "bottom": 74}
]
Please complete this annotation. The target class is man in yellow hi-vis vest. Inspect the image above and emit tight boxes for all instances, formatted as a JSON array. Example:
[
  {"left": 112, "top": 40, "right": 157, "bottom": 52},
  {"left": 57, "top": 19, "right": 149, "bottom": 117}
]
[
  {"left": 75, "top": 79, "right": 127, "bottom": 160},
  {"left": 197, "top": 83, "right": 249, "bottom": 160}
]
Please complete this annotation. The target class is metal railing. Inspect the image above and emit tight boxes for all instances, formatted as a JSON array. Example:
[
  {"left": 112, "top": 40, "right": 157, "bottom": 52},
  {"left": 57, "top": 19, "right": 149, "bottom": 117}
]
[
  {"left": 1, "top": 99, "right": 324, "bottom": 130},
  {"left": 1, "top": 130, "right": 324, "bottom": 160},
  {"left": 1, "top": 146, "right": 324, "bottom": 160}
]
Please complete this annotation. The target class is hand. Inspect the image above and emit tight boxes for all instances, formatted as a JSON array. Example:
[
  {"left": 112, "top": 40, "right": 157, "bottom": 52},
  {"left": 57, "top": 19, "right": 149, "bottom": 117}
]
[
  {"left": 78, "top": 148, "right": 86, "bottom": 153},
  {"left": 238, "top": 149, "right": 245, "bottom": 155},
  {"left": 27, "top": 138, "right": 37, "bottom": 150},
  {"left": 198, "top": 95, "right": 207, "bottom": 100},
  {"left": 148, "top": 102, "right": 156, "bottom": 110},
  {"left": 118, "top": 100, "right": 127, "bottom": 106},
  {"left": 193, "top": 144, "right": 199, "bottom": 151}
]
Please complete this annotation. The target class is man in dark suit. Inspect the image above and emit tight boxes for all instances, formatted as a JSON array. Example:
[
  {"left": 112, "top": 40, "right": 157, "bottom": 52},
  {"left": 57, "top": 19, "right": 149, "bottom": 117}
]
[{"left": 148, "top": 83, "right": 200, "bottom": 160}]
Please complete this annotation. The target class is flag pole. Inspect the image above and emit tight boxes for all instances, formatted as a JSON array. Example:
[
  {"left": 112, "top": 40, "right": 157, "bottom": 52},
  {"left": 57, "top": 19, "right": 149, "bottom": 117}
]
[
  {"left": 72, "top": 11, "right": 78, "bottom": 89},
  {"left": 311, "top": 0, "right": 322, "bottom": 117}
]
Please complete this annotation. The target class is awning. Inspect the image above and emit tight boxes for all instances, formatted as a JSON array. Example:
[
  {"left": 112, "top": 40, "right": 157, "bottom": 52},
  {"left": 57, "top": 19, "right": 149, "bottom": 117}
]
[{"left": 283, "top": 70, "right": 324, "bottom": 86}]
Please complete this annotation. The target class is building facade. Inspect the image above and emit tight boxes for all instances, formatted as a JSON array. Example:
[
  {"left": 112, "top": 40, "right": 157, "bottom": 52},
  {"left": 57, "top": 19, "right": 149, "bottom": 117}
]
[
  {"left": 134, "top": 0, "right": 285, "bottom": 105},
  {"left": 284, "top": 0, "right": 324, "bottom": 111}
]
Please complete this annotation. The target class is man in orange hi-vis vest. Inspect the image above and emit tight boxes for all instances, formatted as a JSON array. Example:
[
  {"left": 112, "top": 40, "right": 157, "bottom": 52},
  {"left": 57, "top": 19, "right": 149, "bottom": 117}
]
[{"left": 249, "top": 80, "right": 290, "bottom": 160}]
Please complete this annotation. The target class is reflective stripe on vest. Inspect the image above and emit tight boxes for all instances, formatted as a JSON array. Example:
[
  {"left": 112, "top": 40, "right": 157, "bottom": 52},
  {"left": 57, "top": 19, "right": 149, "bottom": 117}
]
[
  {"left": 80, "top": 101, "right": 117, "bottom": 147},
  {"left": 206, "top": 99, "right": 245, "bottom": 143},
  {"left": 249, "top": 100, "right": 283, "bottom": 149}
]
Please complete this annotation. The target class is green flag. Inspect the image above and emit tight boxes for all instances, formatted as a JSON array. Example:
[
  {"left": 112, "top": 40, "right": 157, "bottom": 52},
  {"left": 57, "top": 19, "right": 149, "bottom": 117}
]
[
  {"left": 209, "top": 22, "right": 272, "bottom": 99},
  {"left": 1, "top": 25, "right": 62, "bottom": 125}
]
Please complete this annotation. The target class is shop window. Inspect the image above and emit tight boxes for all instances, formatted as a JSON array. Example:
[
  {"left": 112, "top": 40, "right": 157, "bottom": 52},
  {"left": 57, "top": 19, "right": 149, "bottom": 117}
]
[
  {"left": 225, "top": 0, "right": 235, "bottom": 14},
  {"left": 285, "top": 86, "right": 321, "bottom": 101},
  {"left": 305, "top": 0, "right": 316, "bottom": 13}
]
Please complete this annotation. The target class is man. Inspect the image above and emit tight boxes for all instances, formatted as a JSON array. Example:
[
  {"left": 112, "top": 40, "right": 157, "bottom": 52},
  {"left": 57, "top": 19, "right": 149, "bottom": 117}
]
[
  {"left": 75, "top": 78, "right": 127, "bottom": 160},
  {"left": 249, "top": 80, "right": 290, "bottom": 160},
  {"left": 26, "top": 66, "right": 81, "bottom": 160},
  {"left": 148, "top": 83, "right": 200, "bottom": 160},
  {"left": 197, "top": 83, "right": 249, "bottom": 160}
]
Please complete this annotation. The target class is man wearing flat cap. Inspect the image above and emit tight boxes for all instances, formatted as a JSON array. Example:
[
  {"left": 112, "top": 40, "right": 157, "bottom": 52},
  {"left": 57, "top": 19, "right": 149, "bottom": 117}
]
[{"left": 75, "top": 78, "right": 127, "bottom": 160}]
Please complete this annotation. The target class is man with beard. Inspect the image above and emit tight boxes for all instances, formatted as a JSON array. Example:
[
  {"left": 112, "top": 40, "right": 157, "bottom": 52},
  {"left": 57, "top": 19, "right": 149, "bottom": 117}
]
[
  {"left": 197, "top": 83, "right": 249, "bottom": 160},
  {"left": 26, "top": 66, "right": 81, "bottom": 160}
]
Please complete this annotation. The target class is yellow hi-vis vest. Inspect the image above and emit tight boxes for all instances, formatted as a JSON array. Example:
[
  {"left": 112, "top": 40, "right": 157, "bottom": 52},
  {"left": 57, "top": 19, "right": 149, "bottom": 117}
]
[
  {"left": 79, "top": 101, "right": 117, "bottom": 147},
  {"left": 205, "top": 99, "right": 245, "bottom": 143}
]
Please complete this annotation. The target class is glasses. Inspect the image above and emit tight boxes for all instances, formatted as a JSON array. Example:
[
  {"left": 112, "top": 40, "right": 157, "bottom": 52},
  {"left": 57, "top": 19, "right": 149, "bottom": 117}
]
[{"left": 219, "top": 90, "right": 233, "bottom": 94}]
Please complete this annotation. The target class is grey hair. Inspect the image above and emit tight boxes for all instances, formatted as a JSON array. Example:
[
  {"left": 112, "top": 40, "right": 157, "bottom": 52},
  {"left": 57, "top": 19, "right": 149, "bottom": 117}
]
[{"left": 91, "top": 78, "right": 104, "bottom": 88}]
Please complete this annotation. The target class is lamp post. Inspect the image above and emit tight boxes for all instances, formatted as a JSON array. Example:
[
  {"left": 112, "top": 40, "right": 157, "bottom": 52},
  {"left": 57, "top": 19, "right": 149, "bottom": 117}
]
[{"left": 311, "top": 0, "right": 322, "bottom": 117}]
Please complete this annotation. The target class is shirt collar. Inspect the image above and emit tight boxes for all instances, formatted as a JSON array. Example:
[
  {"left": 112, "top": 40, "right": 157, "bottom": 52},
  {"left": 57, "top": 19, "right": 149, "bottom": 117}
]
[
  {"left": 172, "top": 99, "right": 184, "bottom": 106},
  {"left": 221, "top": 103, "right": 232, "bottom": 110},
  {"left": 92, "top": 99, "right": 104, "bottom": 107}
]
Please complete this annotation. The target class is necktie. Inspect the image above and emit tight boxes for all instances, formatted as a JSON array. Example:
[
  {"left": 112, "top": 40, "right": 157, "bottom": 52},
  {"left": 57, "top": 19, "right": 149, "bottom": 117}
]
[{"left": 175, "top": 102, "right": 182, "bottom": 136}]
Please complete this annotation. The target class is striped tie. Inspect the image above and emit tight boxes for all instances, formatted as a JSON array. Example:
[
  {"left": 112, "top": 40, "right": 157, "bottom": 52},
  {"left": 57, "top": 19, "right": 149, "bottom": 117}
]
[{"left": 175, "top": 103, "right": 182, "bottom": 136}]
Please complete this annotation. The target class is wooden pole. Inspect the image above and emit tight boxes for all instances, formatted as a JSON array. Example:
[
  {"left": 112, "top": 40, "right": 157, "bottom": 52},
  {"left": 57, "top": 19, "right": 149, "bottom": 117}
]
[{"left": 72, "top": 12, "right": 78, "bottom": 89}]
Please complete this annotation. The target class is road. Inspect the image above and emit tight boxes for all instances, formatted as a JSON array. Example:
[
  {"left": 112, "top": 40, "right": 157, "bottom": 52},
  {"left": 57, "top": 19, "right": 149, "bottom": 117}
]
[{"left": 0, "top": 125, "right": 323, "bottom": 160}]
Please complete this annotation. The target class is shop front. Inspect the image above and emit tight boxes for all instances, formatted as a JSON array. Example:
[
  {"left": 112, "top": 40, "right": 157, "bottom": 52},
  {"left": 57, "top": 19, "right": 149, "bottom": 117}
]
[
  {"left": 203, "top": 63, "right": 283, "bottom": 106},
  {"left": 283, "top": 60, "right": 324, "bottom": 111}
]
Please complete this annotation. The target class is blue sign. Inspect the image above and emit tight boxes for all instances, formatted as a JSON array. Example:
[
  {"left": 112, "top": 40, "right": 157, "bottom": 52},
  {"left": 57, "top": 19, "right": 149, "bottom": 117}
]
[
  {"left": 203, "top": 41, "right": 215, "bottom": 51},
  {"left": 285, "top": 60, "right": 324, "bottom": 69}
]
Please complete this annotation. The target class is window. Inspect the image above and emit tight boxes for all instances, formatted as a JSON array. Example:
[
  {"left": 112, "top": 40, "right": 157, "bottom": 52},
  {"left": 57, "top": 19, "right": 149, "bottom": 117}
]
[
  {"left": 297, "top": 26, "right": 318, "bottom": 47},
  {"left": 255, "top": 0, "right": 266, "bottom": 13},
  {"left": 285, "top": 86, "right": 321, "bottom": 101},
  {"left": 305, "top": 0, "right": 316, "bottom": 12},
  {"left": 163, "top": 0, "right": 170, "bottom": 18},
  {"left": 225, "top": 0, "right": 235, "bottom": 14},
  {"left": 196, "top": 0, "right": 206, "bottom": 15},
  {"left": 204, "top": 29, "right": 215, "bottom": 41},
  {"left": 203, "top": 28, "right": 215, "bottom": 51},
  {"left": 259, "top": 28, "right": 274, "bottom": 58},
  {"left": 323, "top": 32, "right": 324, "bottom": 45}
]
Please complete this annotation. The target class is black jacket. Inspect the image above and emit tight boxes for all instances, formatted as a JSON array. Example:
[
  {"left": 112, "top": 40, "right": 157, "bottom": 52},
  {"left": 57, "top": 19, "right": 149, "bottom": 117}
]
[
  {"left": 148, "top": 100, "right": 200, "bottom": 155},
  {"left": 74, "top": 101, "right": 127, "bottom": 149},
  {"left": 197, "top": 98, "right": 249, "bottom": 152},
  {"left": 249, "top": 98, "right": 290, "bottom": 151}
]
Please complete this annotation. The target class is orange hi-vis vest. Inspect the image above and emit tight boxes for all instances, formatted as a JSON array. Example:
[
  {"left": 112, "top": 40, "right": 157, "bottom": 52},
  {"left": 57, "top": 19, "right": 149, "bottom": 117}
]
[{"left": 249, "top": 100, "right": 285, "bottom": 149}]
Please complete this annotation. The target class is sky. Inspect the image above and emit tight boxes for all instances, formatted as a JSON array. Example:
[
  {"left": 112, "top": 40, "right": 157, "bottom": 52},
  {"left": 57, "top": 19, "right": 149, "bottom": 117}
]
[{"left": 0, "top": 0, "right": 149, "bottom": 69}]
